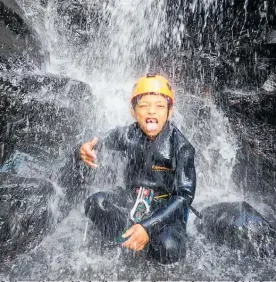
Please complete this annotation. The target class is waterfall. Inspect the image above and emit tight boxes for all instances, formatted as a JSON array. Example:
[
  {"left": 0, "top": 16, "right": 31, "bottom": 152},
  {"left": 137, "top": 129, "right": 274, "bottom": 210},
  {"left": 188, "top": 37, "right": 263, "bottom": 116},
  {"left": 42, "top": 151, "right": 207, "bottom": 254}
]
[
  {"left": 15, "top": 0, "right": 239, "bottom": 200},
  {"left": 1, "top": 0, "right": 274, "bottom": 280}
]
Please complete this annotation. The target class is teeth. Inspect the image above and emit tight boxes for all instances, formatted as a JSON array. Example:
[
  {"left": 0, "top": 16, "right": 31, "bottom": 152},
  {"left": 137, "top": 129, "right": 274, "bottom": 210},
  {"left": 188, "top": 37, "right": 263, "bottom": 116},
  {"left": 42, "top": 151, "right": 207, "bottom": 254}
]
[{"left": 146, "top": 118, "right": 157, "bottom": 123}]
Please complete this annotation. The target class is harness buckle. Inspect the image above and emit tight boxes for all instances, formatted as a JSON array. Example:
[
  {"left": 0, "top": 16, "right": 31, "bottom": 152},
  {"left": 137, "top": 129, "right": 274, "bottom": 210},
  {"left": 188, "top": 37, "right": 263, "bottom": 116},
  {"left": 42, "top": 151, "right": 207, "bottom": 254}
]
[{"left": 130, "top": 187, "right": 154, "bottom": 222}]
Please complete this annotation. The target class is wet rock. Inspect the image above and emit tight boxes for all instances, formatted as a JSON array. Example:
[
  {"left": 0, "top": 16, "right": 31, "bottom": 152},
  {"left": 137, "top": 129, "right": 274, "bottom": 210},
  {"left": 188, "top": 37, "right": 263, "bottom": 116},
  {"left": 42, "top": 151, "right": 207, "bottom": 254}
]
[
  {"left": 0, "top": 73, "right": 95, "bottom": 166},
  {"left": 0, "top": 0, "right": 22, "bottom": 14},
  {"left": 164, "top": 0, "right": 276, "bottom": 89},
  {"left": 214, "top": 75, "right": 276, "bottom": 213},
  {"left": 234, "top": 124, "right": 275, "bottom": 214},
  {"left": 259, "top": 73, "right": 276, "bottom": 124},
  {"left": 55, "top": 0, "right": 103, "bottom": 46},
  {"left": 0, "top": 72, "right": 96, "bottom": 263},
  {"left": 0, "top": 0, "right": 47, "bottom": 70},
  {"left": 57, "top": 148, "right": 91, "bottom": 206},
  {"left": 0, "top": 173, "right": 57, "bottom": 262},
  {"left": 0, "top": 73, "right": 96, "bottom": 213},
  {"left": 195, "top": 201, "right": 276, "bottom": 257},
  {"left": 217, "top": 89, "right": 276, "bottom": 126}
]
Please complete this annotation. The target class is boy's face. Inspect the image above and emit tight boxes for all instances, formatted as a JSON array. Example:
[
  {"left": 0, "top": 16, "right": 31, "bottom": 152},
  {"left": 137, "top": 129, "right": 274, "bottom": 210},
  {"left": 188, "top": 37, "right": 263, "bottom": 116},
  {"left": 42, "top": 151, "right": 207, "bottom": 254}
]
[{"left": 131, "top": 94, "right": 173, "bottom": 139}]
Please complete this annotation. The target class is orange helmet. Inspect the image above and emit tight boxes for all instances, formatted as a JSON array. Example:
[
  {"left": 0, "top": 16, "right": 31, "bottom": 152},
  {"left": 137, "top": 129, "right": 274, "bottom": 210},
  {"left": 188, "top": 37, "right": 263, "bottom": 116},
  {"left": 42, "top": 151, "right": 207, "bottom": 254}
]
[{"left": 131, "top": 73, "right": 174, "bottom": 104}]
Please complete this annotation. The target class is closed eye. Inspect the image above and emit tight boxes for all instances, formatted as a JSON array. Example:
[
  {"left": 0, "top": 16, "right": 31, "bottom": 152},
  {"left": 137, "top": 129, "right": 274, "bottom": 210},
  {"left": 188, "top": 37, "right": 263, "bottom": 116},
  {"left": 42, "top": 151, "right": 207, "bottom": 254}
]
[{"left": 139, "top": 104, "right": 148, "bottom": 108}]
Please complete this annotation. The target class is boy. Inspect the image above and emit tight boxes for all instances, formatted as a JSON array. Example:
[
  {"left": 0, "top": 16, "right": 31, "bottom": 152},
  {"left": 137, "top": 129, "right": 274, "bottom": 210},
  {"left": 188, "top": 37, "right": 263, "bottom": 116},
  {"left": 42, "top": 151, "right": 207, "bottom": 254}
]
[{"left": 80, "top": 73, "right": 196, "bottom": 264}]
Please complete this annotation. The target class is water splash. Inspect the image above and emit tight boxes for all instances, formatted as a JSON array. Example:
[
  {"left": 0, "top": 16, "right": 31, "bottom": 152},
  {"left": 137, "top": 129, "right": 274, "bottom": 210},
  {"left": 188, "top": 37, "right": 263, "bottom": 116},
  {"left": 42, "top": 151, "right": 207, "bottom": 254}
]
[
  {"left": 17, "top": 0, "right": 166, "bottom": 79},
  {"left": 173, "top": 92, "right": 241, "bottom": 207},
  {"left": 3, "top": 0, "right": 274, "bottom": 280}
]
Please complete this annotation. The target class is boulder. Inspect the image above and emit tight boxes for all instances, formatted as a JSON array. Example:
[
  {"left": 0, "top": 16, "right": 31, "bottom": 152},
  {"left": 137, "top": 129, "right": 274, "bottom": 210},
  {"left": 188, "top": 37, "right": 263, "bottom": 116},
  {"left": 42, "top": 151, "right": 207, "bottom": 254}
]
[
  {"left": 0, "top": 73, "right": 95, "bottom": 166},
  {"left": 0, "top": 173, "right": 57, "bottom": 262},
  {"left": 0, "top": 0, "right": 47, "bottom": 70},
  {"left": 195, "top": 201, "right": 276, "bottom": 257},
  {"left": 217, "top": 72, "right": 276, "bottom": 126},
  {"left": 214, "top": 75, "right": 276, "bottom": 212},
  {"left": 0, "top": 72, "right": 97, "bottom": 215},
  {"left": 0, "top": 72, "right": 97, "bottom": 263}
]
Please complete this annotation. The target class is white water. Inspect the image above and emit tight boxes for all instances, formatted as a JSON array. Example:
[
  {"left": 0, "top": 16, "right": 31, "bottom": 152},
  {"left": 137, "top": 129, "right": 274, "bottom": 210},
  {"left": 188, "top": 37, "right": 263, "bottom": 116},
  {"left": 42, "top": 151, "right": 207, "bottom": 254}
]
[{"left": 2, "top": 0, "right": 274, "bottom": 280}]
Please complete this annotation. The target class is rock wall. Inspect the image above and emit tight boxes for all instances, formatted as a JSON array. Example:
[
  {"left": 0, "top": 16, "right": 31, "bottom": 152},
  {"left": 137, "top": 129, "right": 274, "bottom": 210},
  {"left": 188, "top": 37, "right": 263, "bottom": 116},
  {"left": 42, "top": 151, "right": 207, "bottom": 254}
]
[
  {"left": 164, "top": 0, "right": 276, "bottom": 89},
  {"left": 0, "top": 72, "right": 96, "bottom": 262},
  {"left": 0, "top": 1, "right": 96, "bottom": 262},
  {"left": 217, "top": 79, "right": 276, "bottom": 213},
  {"left": 162, "top": 0, "right": 276, "bottom": 213},
  {"left": 0, "top": 0, "right": 47, "bottom": 70},
  {"left": 0, "top": 173, "right": 55, "bottom": 262}
]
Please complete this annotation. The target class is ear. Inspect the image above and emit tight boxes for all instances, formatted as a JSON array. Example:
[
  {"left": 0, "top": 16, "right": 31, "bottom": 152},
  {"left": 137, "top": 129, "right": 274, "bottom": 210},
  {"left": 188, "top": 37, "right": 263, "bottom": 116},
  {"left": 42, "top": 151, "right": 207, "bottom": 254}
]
[
  {"left": 130, "top": 107, "right": 136, "bottom": 119},
  {"left": 168, "top": 107, "right": 173, "bottom": 119}
]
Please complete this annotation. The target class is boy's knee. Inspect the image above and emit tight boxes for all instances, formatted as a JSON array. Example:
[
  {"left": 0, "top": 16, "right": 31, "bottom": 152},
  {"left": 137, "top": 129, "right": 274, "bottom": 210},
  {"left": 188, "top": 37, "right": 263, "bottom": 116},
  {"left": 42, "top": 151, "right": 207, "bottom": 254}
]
[
  {"left": 84, "top": 192, "right": 107, "bottom": 215},
  {"left": 162, "top": 235, "right": 179, "bottom": 252},
  {"left": 149, "top": 224, "right": 187, "bottom": 264},
  {"left": 160, "top": 235, "right": 186, "bottom": 264}
]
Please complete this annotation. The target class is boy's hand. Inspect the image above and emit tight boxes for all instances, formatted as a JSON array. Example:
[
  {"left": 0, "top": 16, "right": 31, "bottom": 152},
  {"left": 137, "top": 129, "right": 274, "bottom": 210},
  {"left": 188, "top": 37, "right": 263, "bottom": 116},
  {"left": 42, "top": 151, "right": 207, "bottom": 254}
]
[
  {"left": 79, "top": 137, "right": 98, "bottom": 168},
  {"left": 121, "top": 224, "right": 149, "bottom": 251}
]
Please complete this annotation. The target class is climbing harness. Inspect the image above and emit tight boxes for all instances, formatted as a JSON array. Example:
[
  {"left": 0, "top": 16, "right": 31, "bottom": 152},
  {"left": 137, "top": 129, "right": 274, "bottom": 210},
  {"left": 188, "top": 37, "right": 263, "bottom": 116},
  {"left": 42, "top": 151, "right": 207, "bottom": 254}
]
[
  {"left": 115, "top": 188, "right": 170, "bottom": 242},
  {"left": 130, "top": 187, "right": 154, "bottom": 223},
  {"left": 130, "top": 187, "right": 202, "bottom": 222}
]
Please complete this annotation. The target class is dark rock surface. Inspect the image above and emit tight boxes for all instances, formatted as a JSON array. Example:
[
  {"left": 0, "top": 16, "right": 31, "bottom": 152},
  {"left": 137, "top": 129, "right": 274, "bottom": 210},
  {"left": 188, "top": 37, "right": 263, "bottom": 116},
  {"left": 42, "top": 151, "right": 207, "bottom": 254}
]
[
  {"left": 216, "top": 73, "right": 276, "bottom": 212},
  {"left": 0, "top": 73, "right": 95, "bottom": 165},
  {"left": 53, "top": 0, "right": 105, "bottom": 49},
  {"left": 0, "top": 1, "right": 99, "bottom": 263},
  {"left": 0, "top": 0, "right": 47, "bottom": 70},
  {"left": 165, "top": 0, "right": 276, "bottom": 90},
  {"left": 0, "top": 73, "right": 96, "bottom": 262},
  {"left": 161, "top": 0, "right": 276, "bottom": 214},
  {"left": 0, "top": 173, "right": 56, "bottom": 262},
  {"left": 195, "top": 201, "right": 276, "bottom": 257}
]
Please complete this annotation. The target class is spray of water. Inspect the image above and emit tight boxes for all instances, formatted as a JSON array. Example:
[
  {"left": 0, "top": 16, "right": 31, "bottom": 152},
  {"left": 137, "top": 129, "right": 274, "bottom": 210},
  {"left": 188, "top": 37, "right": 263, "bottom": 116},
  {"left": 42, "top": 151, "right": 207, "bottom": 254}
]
[
  {"left": 18, "top": 0, "right": 166, "bottom": 79},
  {"left": 16, "top": 0, "right": 239, "bottom": 198},
  {"left": 3, "top": 0, "right": 274, "bottom": 280}
]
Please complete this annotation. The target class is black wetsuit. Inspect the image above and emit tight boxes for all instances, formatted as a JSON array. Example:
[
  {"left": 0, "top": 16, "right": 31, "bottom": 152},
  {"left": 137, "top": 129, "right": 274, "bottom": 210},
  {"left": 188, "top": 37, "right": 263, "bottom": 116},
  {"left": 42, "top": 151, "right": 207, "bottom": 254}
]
[{"left": 84, "top": 121, "right": 196, "bottom": 264}]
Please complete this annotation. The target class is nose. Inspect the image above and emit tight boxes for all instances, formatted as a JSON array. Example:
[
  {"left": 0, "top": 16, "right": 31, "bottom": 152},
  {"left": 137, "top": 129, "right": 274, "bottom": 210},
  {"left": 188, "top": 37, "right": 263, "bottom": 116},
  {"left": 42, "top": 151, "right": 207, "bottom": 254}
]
[{"left": 148, "top": 104, "right": 156, "bottom": 114}]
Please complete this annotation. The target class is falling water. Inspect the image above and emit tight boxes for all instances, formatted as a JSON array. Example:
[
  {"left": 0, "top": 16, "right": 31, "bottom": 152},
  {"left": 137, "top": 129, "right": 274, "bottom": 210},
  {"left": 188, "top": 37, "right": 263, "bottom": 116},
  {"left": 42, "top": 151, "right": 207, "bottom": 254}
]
[{"left": 1, "top": 0, "right": 275, "bottom": 280}]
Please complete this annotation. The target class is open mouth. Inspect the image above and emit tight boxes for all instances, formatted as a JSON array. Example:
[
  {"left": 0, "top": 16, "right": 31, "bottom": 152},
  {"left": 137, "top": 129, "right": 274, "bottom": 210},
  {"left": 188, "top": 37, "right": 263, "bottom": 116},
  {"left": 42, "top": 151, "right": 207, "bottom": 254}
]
[
  {"left": 146, "top": 118, "right": 158, "bottom": 124},
  {"left": 145, "top": 118, "right": 158, "bottom": 131}
]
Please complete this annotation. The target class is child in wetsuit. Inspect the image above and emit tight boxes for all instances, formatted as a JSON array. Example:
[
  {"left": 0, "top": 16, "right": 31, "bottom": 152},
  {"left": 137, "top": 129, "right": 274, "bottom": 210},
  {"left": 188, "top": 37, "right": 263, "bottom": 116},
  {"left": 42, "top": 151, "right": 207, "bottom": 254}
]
[{"left": 80, "top": 73, "right": 196, "bottom": 264}]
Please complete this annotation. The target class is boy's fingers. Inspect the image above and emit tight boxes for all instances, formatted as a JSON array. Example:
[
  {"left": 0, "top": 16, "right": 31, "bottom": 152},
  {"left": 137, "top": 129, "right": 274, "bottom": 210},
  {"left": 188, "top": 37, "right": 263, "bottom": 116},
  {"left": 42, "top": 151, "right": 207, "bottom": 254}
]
[
  {"left": 84, "top": 149, "right": 93, "bottom": 156},
  {"left": 134, "top": 243, "right": 144, "bottom": 251},
  {"left": 122, "top": 233, "right": 136, "bottom": 248},
  {"left": 130, "top": 241, "right": 137, "bottom": 250},
  {"left": 85, "top": 160, "right": 98, "bottom": 168},
  {"left": 122, "top": 227, "right": 134, "bottom": 238},
  {"left": 89, "top": 137, "right": 98, "bottom": 148},
  {"left": 137, "top": 243, "right": 146, "bottom": 251},
  {"left": 80, "top": 137, "right": 98, "bottom": 160},
  {"left": 127, "top": 241, "right": 145, "bottom": 251},
  {"left": 82, "top": 151, "right": 96, "bottom": 161},
  {"left": 91, "top": 150, "right": 97, "bottom": 159},
  {"left": 122, "top": 237, "right": 134, "bottom": 248}
]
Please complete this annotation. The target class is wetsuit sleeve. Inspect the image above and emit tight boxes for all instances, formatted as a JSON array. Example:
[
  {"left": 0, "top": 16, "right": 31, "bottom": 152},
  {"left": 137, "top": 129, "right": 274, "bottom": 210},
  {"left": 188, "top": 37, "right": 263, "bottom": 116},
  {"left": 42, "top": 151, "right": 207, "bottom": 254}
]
[
  {"left": 176, "top": 145, "right": 196, "bottom": 203},
  {"left": 140, "top": 145, "right": 196, "bottom": 236}
]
